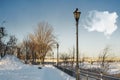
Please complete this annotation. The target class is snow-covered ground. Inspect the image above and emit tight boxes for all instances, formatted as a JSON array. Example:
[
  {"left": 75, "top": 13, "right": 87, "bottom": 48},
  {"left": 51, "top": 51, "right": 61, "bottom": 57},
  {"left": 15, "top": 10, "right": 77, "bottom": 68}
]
[
  {"left": 108, "top": 62, "right": 120, "bottom": 74},
  {"left": 0, "top": 55, "right": 75, "bottom": 80},
  {"left": 0, "top": 55, "right": 120, "bottom": 80}
]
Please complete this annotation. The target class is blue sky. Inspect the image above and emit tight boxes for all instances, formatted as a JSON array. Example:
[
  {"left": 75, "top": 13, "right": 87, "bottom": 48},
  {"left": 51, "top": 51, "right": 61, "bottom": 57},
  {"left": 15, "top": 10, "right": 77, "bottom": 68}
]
[{"left": 0, "top": 0, "right": 120, "bottom": 57}]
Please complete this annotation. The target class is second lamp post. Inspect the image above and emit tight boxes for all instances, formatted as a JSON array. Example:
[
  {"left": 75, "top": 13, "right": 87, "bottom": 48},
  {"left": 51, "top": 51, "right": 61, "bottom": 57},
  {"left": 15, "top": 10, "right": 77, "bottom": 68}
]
[{"left": 57, "top": 43, "right": 59, "bottom": 66}]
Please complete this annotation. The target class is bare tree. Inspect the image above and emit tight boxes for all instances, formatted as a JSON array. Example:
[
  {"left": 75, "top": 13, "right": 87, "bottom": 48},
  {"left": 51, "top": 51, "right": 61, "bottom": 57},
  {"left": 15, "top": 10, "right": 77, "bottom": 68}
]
[
  {"left": 21, "top": 22, "right": 56, "bottom": 64},
  {"left": 0, "top": 27, "right": 7, "bottom": 58},
  {"left": 15, "top": 43, "right": 25, "bottom": 60},
  {"left": 79, "top": 54, "right": 86, "bottom": 68},
  {"left": 98, "top": 46, "right": 112, "bottom": 74},
  {"left": 22, "top": 36, "right": 31, "bottom": 63},
  {"left": 7, "top": 35, "right": 17, "bottom": 55},
  {"left": 28, "top": 34, "right": 38, "bottom": 63},
  {"left": 60, "top": 53, "right": 70, "bottom": 67},
  {"left": 68, "top": 46, "right": 75, "bottom": 68},
  {"left": 33, "top": 22, "right": 56, "bottom": 64}
]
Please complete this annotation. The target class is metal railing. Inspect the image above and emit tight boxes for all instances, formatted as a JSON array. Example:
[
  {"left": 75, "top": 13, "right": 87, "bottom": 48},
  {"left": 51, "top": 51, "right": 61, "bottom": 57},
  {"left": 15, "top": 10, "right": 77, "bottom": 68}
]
[
  {"left": 54, "top": 66, "right": 120, "bottom": 80},
  {"left": 80, "top": 69, "right": 120, "bottom": 80}
]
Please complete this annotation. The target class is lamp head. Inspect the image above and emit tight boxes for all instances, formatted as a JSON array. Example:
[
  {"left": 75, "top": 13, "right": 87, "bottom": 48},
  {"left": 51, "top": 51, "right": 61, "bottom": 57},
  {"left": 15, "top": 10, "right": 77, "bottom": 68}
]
[{"left": 73, "top": 8, "right": 81, "bottom": 22}]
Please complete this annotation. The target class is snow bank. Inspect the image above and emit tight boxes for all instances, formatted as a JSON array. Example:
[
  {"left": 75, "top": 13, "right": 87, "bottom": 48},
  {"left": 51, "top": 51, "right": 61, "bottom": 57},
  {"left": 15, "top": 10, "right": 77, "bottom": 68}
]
[
  {"left": 0, "top": 55, "right": 25, "bottom": 70},
  {"left": 0, "top": 55, "right": 75, "bottom": 80},
  {"left": 108, "top": 62, "right": 120, "bottom": 74},
  {"left": 0, "top": 64, "right": 75, "bottom": 80},
  {"left": 79, "top": 62, "right": 101, "bottom": 69},
  {"left": 79, "top": 62, "right": 120, "bottom": 74}
]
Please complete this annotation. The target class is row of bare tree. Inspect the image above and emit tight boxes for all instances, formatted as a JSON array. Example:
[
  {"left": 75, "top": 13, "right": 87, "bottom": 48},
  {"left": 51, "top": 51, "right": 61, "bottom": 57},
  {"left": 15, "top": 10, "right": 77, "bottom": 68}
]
[
  {"left": 19, "top": 22, "right": 56, "bottom": 64},
  {"left": 0, "top": 22, "right": 57, "bottom": 65},
  {"left": 59, "top": 46, "right": 114, "bottom": 74},
  {"left": 0, "top": 27, "right": 17, "bottom": 58}
]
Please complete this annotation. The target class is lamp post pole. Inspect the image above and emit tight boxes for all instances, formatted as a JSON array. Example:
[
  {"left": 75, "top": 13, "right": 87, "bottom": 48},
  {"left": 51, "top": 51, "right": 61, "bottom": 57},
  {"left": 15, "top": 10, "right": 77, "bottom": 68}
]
[
  {"left": 52, "top": 51, "right": 54, "bottom": 65},
  {"left": 57, "top": 43, "right": 59, "bottom": 66},
  {"left": 73, "top": 8, "right": 81, "bottom": 80}
]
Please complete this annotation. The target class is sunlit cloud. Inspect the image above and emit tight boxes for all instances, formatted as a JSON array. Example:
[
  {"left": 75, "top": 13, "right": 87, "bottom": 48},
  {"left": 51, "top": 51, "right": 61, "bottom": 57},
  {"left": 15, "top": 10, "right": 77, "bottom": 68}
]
[{"left": 83, "top": 10, "right": 118, "bottom": 38}]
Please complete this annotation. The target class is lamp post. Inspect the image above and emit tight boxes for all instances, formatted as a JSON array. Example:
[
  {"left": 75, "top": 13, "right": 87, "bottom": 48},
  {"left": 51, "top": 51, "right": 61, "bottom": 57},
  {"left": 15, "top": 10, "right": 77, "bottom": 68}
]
[
  {"left": 73, "top": 8, "right": 81, "bottom": 80},
  {"left": 57, "top": 43, "right": 59, "bottom": 66},
  {"left": 52, "top": 51, "right": 54, "bottom": 65}
]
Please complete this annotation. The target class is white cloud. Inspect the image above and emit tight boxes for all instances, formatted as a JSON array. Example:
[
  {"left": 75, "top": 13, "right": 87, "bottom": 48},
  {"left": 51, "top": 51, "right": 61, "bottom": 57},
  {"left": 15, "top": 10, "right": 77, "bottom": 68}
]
[{"left": 83, "top": 10, "right": 118, "bottom": 37}]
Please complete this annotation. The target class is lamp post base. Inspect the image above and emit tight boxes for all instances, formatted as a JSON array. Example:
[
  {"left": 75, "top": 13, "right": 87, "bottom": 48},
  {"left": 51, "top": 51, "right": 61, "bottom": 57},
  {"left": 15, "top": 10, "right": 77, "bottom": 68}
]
[{"left": 76, "top": 65, "right": 80, "bottom": 80}]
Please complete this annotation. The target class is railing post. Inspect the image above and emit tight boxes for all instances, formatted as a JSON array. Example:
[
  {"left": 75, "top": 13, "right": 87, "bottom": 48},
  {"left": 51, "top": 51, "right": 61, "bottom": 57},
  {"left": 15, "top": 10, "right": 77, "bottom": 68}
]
[
  {"left": 100, "top": 72, "right": 103, "bottom": 80},
  {"left": 86, "top": 74, "right": 88, "bottom": 80}
]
